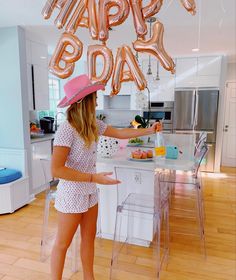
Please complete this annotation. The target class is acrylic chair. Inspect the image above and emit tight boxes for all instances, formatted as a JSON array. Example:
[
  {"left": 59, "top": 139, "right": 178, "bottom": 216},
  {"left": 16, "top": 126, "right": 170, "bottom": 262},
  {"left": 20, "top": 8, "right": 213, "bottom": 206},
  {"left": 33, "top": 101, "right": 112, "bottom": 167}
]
[
  {"left": 194, "top": 132, "right": 207, "bottom": 156},
  {"left": 163, "top": 133, "right": 196, "bottom": 161},
  {"left": 159, "top": 144, "right": 209, "bottom": 256},
  {"left": 110, "top": 167, "right": 170, "bottom": 280},
  {"left": 40, "top": 158, "right": 80, "bottom": 272}
]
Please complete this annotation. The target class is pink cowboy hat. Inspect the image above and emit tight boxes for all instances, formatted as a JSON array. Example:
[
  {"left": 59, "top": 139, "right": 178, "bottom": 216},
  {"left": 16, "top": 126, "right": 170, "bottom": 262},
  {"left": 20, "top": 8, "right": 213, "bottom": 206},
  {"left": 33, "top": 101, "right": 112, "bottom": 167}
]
[{"left": 57, "top": 74, "right": 105, "bottom": 108}]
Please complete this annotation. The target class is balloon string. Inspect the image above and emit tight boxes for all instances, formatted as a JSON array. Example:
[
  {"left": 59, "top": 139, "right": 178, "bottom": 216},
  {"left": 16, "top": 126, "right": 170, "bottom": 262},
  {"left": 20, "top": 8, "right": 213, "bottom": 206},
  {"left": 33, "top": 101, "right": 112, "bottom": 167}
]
[
  {"left": 219, "top": 0, "right": 226, "bottom": 28},
  {"left": 197, "top": 0, "right": 202, "bottom": 50}
]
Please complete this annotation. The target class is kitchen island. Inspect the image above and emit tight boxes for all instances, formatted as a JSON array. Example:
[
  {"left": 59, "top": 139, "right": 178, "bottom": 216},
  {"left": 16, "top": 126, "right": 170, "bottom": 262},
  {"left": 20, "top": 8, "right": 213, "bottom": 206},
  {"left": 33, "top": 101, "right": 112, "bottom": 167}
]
[{"left": 96, "top": 147, "right": 194, "bottom": 241}]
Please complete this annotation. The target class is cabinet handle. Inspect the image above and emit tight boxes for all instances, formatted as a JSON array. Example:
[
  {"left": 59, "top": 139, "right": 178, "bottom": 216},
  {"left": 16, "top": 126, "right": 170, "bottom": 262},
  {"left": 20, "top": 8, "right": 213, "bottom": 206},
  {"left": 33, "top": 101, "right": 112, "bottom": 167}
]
[{"left": 31, "top": 64, "right": 36, "bottom": 110}]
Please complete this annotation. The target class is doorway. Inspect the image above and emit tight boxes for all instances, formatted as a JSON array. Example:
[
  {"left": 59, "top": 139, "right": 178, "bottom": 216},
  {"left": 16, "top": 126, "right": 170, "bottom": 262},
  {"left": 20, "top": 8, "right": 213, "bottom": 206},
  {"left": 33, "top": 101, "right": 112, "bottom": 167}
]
[{"left": 222, "top": 82, "right": 236, "bottom": 167}]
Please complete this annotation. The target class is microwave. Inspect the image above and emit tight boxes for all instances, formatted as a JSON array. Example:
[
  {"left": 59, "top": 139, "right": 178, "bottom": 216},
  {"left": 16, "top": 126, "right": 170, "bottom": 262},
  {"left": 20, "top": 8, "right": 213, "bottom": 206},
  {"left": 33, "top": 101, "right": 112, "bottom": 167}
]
[{"left": 143, "top": 101, "right": 174, "bottom": 131}]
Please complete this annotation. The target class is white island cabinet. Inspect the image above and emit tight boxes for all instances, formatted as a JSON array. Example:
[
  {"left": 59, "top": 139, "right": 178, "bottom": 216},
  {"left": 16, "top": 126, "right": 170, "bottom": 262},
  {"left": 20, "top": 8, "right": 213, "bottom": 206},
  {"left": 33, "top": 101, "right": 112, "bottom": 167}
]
[
  {"left": 96, "top": 148, "right": 195, "bottom": 242},
  {"left": 96, "top": 151, "right": 155, "bottom": 242}
]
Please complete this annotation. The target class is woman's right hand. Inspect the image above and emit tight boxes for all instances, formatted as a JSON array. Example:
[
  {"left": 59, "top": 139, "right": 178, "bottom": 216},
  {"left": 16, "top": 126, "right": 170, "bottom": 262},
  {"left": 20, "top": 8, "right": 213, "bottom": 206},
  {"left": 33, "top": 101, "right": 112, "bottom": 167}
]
[{"left": 93, "top": 172, "right": 121, "bottom": 185}]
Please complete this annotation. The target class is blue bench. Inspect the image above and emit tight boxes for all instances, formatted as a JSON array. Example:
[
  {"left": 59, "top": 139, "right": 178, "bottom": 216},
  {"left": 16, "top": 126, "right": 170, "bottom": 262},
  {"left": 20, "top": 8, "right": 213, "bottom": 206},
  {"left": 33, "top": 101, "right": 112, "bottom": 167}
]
[{"left": 0, "top": 168, "right": 22, "bottom": 184}]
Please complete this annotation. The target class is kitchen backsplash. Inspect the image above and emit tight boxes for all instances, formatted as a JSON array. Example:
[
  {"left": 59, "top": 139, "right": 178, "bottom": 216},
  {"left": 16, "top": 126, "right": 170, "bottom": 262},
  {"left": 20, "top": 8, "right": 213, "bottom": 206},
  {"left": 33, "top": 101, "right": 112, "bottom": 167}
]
[
  {"left": 30, "top": 109, "right": 142, "bottom": 129},
  {"left": 96, "top": 109, "right": 142, "bottom": 127}
]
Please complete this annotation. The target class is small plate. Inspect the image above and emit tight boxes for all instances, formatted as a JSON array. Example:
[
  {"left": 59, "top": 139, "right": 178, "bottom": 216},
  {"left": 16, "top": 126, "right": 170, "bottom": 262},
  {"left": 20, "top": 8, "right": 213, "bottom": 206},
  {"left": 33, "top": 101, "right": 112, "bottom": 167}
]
[{"left": 128, "top": 157, "right": 154, "bottom": 162}]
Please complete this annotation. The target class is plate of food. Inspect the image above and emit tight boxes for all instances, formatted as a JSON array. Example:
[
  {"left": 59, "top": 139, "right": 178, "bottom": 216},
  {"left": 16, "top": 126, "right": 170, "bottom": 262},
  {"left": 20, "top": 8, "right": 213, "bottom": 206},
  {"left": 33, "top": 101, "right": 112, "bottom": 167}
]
[
  {"left": 127, "top": 137, "right": 144, "bottom": 147},
  {"left": 128, "top": 149, "right": 154, "bottom": 162}
]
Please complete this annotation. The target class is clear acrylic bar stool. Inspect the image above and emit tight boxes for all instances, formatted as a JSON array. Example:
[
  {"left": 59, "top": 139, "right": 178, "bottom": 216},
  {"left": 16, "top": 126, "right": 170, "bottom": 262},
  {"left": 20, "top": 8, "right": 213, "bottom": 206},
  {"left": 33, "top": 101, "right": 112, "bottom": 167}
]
[
  {"left": 159, "top": 144, "right": 209, "bottom": 256},
  {"left": 110, "top": 167, "right": 170, "bottom": 280},
  {"left": 40, "top": 158, "right": 80, "bottom": 272}
]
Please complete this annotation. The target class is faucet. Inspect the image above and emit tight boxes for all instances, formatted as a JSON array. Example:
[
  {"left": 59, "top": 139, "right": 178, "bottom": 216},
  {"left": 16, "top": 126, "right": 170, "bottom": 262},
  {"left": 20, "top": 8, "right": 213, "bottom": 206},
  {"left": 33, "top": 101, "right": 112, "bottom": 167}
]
[{"left": 54, "top": 111, "right": 65, "bottom": 132}]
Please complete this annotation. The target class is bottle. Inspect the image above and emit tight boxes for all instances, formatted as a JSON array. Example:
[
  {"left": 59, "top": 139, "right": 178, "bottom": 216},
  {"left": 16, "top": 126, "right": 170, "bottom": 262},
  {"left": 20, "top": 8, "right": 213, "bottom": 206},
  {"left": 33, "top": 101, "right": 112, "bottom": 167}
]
[{"left": 154, "top": 122, "right": 166, "bottom": 160}]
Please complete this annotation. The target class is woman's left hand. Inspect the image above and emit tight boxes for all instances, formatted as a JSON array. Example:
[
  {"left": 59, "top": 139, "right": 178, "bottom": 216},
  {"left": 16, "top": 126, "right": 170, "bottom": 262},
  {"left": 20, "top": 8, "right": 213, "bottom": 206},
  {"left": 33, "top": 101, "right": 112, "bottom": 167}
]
[{"left": 150, "top": 122, "right": 162, "bottom": 133}]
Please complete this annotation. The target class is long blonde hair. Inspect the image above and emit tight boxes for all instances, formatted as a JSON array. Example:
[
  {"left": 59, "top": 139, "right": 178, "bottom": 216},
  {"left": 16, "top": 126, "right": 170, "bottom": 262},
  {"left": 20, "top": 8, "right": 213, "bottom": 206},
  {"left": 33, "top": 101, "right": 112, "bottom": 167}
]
[{"left": 67, "top": 92, "right": 98, "bottom": 147}]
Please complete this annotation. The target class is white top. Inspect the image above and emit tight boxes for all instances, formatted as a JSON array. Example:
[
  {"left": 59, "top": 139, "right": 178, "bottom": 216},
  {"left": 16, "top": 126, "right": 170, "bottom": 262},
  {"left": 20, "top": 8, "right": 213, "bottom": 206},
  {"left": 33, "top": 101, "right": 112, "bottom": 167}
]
[{"left": 53, "top": 119, "right": 107, "bottom": 195}]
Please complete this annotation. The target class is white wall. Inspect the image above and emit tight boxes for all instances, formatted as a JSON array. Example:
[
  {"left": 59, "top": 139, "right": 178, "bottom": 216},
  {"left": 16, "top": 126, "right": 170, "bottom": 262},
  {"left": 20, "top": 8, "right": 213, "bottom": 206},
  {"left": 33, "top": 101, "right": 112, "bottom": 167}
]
[
  {"left": 0, "top": 26, "right": 29, "bottom": 149},
  {"left": 0, "top": 26, "right": 32, "bottom": 195}
]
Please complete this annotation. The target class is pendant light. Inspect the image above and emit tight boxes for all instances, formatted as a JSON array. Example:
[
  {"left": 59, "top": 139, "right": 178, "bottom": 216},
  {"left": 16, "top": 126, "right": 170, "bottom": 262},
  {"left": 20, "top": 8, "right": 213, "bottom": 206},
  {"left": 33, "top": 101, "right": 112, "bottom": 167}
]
[
  {"left": 156, "top": 61, "right": 160, "bottom": 80},
  {"left": 145, "top": 17, "right": 156, "bottom": 83}
]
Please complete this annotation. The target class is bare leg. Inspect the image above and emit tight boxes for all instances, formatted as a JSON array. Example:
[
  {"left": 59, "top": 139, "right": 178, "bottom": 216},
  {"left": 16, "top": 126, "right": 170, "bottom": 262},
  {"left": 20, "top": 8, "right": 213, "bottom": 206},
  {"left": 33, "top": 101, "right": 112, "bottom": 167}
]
[
  {"left": 51, "top": 212, "right": 82, "bottom": 280},
  {"left": 80, "top": 204, "right": 98, "bottom": 280}
]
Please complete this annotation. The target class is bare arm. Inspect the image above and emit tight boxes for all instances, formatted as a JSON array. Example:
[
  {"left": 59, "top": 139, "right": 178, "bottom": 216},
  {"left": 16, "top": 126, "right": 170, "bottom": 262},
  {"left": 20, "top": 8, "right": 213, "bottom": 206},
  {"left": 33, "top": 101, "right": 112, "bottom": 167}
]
[
  {"left": 103, "top": 122, "right": 161, "bottom": 139},
  {"left": 51, "top": 146, "right": 120, "bottom": 185}
]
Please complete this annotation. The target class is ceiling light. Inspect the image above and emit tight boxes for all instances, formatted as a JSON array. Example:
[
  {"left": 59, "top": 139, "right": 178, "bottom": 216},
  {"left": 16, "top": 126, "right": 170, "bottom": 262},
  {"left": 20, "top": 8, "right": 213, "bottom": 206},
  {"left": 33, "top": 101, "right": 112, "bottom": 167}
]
[
  {"left": 192, "top": 48, "right": 200, "bottom": 52},
  {"left": 40, "top": 56, "right": 47, "bottom": 59}
]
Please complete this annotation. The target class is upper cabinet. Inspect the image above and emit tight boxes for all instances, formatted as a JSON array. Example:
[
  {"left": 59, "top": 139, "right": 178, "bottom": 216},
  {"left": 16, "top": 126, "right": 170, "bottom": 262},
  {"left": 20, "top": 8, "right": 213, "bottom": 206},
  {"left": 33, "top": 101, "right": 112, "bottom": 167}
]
[
  {"left": 197, "top": 56, "right": 222, "bottom": 87},
  {"left": 175, "top": 56, "right": 222, "bottom": 88},
  {"left": 95, "top": 55, "right": 223, "bottom": 108},
  {"left": 26, "top": 39, "right": 49, "bottom": 110},
  {"left": 175, "top": 57, "right": 198, "bottom": 88}
]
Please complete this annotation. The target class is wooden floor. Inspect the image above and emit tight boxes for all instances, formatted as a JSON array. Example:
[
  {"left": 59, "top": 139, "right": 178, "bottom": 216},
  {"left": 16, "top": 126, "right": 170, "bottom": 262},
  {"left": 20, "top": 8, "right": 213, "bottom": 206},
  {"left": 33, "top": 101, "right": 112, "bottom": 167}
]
[{"left": 0, "top": 168, "right": 235, "bottom": 280}]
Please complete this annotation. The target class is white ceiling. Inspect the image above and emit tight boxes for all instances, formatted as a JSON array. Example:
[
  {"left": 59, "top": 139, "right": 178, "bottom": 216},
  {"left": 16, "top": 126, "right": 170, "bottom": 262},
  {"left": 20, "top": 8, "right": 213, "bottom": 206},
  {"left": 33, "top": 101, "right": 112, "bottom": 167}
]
[{"left": 0, "top": 0, "right": 236, "bottom": 62}]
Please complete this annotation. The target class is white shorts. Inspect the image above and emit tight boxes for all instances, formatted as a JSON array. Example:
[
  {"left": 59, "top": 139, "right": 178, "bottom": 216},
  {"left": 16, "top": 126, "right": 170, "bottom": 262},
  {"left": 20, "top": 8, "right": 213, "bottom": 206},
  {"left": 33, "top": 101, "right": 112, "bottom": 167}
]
[{"left": 55, "top": 191, "right": 98, "bottom": 214}]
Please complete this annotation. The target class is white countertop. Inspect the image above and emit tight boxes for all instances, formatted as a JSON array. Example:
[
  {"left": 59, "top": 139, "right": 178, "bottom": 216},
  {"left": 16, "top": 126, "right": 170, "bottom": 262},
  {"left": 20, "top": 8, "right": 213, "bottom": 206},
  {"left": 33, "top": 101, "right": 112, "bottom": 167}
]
[
  {"left": 97, "top": 148, "right": 194, "bottom": 172},
  {"left": 30, "top": 133, "right": 55, "bottom": 143}
]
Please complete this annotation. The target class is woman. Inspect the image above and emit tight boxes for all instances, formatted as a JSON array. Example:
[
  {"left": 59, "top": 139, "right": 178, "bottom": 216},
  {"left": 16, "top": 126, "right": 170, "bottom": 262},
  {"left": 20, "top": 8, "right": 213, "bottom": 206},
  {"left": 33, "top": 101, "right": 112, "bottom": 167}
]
[{"left": 51, "top": 74, "right": 159, "bottom": 280}]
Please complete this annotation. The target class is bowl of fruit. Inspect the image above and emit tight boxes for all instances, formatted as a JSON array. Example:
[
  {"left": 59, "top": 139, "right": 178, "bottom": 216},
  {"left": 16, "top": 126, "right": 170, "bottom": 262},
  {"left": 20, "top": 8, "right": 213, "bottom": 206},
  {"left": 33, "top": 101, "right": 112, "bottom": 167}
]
[
  {"left": 30, "top": 123, "right": 45, "bottom": 138},
  {"left": 129, "top": 149, "right": 154, "bottom": 161}
]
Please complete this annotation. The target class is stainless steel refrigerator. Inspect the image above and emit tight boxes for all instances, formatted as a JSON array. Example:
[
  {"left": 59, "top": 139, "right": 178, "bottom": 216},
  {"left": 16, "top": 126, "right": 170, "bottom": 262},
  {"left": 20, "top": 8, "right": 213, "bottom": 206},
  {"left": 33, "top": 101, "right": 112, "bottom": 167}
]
[{"left": 173, "top": 88, "right": 219, "bottom": 172}]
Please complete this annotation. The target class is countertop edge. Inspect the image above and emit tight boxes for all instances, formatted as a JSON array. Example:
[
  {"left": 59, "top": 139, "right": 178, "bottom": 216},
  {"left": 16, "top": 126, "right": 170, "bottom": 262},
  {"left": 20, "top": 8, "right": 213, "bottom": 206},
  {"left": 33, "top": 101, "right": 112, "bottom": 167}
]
[{"left": 30, "top": 134, "right": 55, "bottom": 144}]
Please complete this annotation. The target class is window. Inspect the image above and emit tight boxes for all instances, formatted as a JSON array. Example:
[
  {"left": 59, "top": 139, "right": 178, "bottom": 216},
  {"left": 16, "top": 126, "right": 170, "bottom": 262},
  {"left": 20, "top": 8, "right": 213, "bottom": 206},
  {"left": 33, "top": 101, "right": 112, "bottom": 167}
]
[{"left": 49, "top": 77, "right": 60, "bottom": 112}]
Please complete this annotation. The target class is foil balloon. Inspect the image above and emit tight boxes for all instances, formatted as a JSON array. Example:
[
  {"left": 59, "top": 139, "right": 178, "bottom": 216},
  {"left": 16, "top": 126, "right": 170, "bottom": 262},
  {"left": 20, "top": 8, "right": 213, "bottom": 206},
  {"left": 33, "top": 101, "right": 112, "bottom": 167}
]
[
  {"left": 129, "top": 0, "right": 163, "bottom": 38},
  {"left": 129, "top": 0, "right": 147, "bottom": 38},
  {"left": 66, "top": 0, "right": 99, "bottom": 39},
  {"left": 42, "top": 0, "right": 99, "bottom": 39},
  {"left": 42, "top": 0, "right": 77, "bottom": 29},
  {"left": 133, "top": 21, "right": 175, "bottom": 74},
  {"left": 87, "top": 44, "right": 113, "bottom": 85},
  {"left": 180, "top": 0, "right": 196, "bottom": 15},
  {"left": 98, "top": 0, "right": 130, "bottom": 42},
  {"left": 49, "top": 32, "right": 83, "bottom": 79},
  {"left": 111, "top": 45, "right": 147, "bottom": 95},
  {"left": 65, "top": 0, "right": 88, "bottom": 33},
  {"left": 142, "top": 0, "right": 163, "bottom": 19}
]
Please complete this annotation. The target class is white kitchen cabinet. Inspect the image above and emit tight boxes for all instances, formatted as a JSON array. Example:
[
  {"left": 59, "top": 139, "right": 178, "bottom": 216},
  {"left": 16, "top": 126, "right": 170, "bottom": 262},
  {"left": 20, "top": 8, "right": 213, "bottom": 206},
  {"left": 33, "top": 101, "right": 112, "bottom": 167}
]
[
  {"left": 26, "top": 39, "right": 50, "bottom": 110},
  {"left": 197, "top": 56, "right": 222, "bottom": 87},
  {"left": 25, "top": 39, "right": 32, "bottom": 64},
  {"left": 150, "top": 76, "right": 175, "bottom": 102},
  {"left": 33, "top": 65, "right": 50, "bottom": 110},
  {"left": 175, "top": 57, "right": 198, "bottom": 88},
  {"left": 31, "top": 140, "right": 53, "bottom": 194},
  {"left": 30, "top": 41, "right": 48, "bottom": 67},
  {"left": 27, "top": 63, "right": 34, "bottom": 110}
]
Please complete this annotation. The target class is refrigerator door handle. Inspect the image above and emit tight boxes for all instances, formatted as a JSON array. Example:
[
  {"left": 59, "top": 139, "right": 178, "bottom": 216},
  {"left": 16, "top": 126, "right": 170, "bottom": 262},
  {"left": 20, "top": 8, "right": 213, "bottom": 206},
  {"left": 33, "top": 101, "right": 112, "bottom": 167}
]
[
  {"left": 191, "top": 91, "right": 195, "bottom": 128},
  {"left": 194, "top": 91, "right": 199, "bottom": 128}
]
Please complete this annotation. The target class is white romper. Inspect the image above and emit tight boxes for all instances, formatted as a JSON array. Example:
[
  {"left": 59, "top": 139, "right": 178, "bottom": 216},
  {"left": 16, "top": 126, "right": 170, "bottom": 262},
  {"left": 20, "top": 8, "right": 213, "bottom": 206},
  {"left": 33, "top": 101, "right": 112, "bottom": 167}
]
[{"left": 53, "top": 119, "right": 107, "bottom": 213}]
